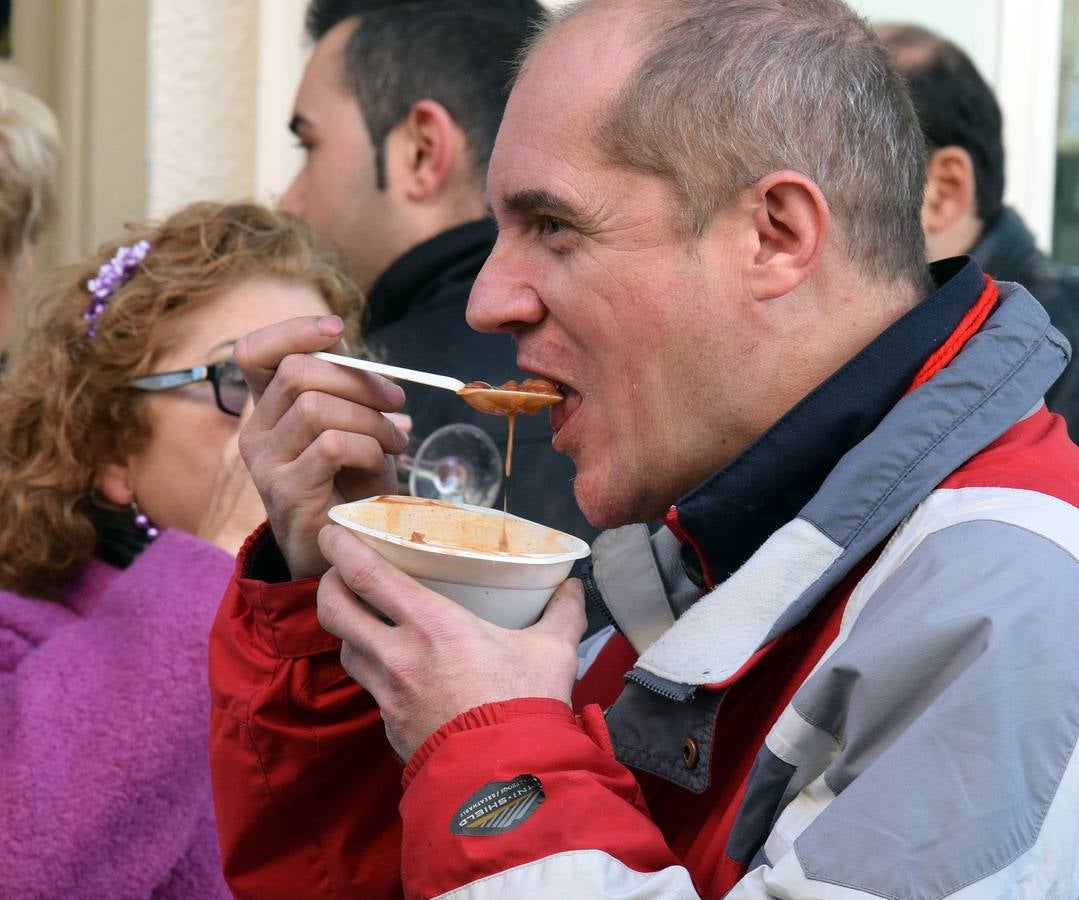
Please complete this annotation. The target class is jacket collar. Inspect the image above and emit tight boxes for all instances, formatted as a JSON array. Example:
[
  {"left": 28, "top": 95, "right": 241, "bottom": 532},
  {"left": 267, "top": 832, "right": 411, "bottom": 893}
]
[
  {"left": 972, "top": 207, "right": 1049, "bottom": 287},
  {"left": 633, "top": 278, "right": 1066, "bottom": 692},
  {"left": 668, "top": 257, "right": 984, "bottom": 590},
  {"left": 364, "top": 218, "right": 497, "bottom": 333}
]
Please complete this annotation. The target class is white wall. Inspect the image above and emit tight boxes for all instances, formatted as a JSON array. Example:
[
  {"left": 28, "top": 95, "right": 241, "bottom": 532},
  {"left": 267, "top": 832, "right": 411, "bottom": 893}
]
[
  {"left": 146, "top": 0, "right": 309, "bottom": 217},
  {"left": 253, "top": 0, "right": 309, "bottom": 203},
  {"left": 147, "top": 0, "right": 258, "bottom": 219}
]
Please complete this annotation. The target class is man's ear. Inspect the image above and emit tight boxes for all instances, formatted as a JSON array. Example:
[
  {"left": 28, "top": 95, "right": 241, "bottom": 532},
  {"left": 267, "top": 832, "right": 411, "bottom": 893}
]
[
  {"left": 743, "top": 170, "right": 830, "bottom": 300},
  {"left": 386, "top": 99, "right": 464, "bottom": 203},
  {"left": 922, "top": 146, "right": 976, "bottom": 235},
  {"left": 98, "top": 462, "right": 134, "bottom": 507}
]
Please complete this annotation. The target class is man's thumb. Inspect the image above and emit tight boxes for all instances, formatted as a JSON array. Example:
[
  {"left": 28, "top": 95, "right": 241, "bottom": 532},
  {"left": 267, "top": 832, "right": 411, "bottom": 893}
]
[{"left": 533, "top": 577, "right": 587, "bottom": 642}]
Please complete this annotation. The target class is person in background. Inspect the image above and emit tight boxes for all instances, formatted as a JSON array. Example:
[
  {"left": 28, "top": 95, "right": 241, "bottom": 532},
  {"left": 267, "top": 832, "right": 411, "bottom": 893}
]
[
  {"left": 0, "top": 81, "right": 59, "bottom": 361},
  {"left": 280, "top": 0, "right": 596, "bottom": 546},
  {"left": 879, "top": 22, "right": 1079, "bottom": 431},
  {"left": 0, "top": 202, "right": 365, "bottom": 900},
  {"left": 212, "top": 0, "right": 1079, "bottom": 896}
]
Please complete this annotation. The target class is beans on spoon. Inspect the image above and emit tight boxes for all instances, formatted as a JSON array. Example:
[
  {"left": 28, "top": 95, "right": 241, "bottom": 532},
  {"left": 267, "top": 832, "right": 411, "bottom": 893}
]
[{"left": 456, "top": 378, "right": 563, "bottom": 416}]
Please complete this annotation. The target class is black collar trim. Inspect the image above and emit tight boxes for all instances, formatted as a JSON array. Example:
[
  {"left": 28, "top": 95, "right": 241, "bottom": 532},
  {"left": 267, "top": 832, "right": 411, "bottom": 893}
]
[
  {"left": 672, "top": 256, "right": 985, "bottom": 588},
  {"left": 364, "top": 219, "right": 496, "bottom": 332}
]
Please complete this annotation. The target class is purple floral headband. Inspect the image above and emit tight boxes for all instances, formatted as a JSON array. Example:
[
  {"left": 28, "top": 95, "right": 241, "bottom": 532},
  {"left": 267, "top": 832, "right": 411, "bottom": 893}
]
[{"left": 83, "top": 239, "right": 151, "bottom": 337}]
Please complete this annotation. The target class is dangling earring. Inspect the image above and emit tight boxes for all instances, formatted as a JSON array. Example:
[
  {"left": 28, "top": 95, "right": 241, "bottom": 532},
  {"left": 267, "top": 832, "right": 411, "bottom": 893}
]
[{"left": 131, "top": 501, "right": 160, "bottom": 540}]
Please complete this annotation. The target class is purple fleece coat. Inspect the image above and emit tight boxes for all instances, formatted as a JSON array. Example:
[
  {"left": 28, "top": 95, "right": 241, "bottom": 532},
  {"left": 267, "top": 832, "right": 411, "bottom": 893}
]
[{"left": 0, "top": 530, "right": 235, "bottom": 899}]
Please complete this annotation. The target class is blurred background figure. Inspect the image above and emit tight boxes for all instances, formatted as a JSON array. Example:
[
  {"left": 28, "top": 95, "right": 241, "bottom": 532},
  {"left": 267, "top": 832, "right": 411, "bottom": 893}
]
[
  {"left": 279, "top": 0, "right": 597, "bottom": 548},
  {"left": 879, "top": 22, "right": 1079, "bottom": 430},
  {"left": 0, "top": 201, "right": 359, "bottom": 900},
  {"left": 0, "top": 80, "right": 58, "bottom": 362}
]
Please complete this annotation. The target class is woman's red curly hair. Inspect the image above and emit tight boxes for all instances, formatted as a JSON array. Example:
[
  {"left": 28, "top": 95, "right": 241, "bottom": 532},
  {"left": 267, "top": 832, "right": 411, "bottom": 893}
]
[{"left": 0, "top": 201, "right": 361, "bottom": 599}]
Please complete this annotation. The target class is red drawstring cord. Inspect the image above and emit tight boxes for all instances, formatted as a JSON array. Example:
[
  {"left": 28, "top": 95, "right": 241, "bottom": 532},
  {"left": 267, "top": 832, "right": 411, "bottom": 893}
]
[{"left": 904, "top": 274, "right": 999, "bottom": 395}]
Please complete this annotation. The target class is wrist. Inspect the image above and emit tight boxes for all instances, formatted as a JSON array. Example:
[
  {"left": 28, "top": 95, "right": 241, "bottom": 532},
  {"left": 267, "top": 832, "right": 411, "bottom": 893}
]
[
  {"left": 284, "top": 548, "right": 330, "bottom": 581},
  {"left": 271, "top": 522, "right": 330, "bottom": 581}
]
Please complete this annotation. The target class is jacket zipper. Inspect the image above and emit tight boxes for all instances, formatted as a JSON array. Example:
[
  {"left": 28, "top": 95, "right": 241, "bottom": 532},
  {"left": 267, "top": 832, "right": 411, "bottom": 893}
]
[
  {"left": 625, "top": 667, "right": 697, "bottom": 703},
  {"left": 582, "top": 561, "right": 623, "bottom": 634}
]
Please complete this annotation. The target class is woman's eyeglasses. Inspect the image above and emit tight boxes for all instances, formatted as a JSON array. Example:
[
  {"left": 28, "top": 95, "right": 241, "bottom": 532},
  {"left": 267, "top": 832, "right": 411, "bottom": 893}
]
[{"left": 130, "top": 360, "right": 249, "bottom": 417}]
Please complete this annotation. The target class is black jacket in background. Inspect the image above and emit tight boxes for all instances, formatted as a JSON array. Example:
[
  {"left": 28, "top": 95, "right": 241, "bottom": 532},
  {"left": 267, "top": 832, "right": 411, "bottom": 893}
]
[
  {"left": 364, "top": 219, "right": 597, "bottom": 546},
  {"left": 973, "top": 207, "right": 1079, "bottom": 434}
]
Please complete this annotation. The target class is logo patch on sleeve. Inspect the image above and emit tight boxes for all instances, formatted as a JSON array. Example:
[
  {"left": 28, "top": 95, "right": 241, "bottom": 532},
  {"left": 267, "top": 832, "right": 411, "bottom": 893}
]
[{"left": 450, "top": 774, "right": 545, "bottom": 836}]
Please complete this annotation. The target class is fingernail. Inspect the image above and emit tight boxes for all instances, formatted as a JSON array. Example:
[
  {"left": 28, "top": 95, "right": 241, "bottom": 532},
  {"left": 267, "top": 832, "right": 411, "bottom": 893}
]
[
  {"left": 382, "top": 378, "right": 405, "bottom": 406},
  {"left": 318, "top": 316, "right": 344, "bottom": 337}
]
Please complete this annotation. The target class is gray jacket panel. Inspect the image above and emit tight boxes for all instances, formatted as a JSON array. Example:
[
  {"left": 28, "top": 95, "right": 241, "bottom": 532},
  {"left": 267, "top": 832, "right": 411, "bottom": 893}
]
[{"left": 792, "top": 519, "right": 1079, "bottom": 898}]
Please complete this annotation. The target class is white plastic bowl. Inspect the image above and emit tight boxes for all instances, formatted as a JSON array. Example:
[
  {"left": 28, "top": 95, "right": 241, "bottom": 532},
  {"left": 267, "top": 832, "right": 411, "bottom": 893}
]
[{"left": 328, "top": 496, "right": 591, "bottom": 629}]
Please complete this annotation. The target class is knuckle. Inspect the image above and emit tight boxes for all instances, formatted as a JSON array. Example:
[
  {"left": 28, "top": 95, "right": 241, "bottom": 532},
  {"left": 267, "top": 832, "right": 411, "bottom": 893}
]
[
  {"left": 361, "top": 433, "right": 392, "bottom": 464},
  {"left": 277, "top": 353, "right": 310, "bottom": 394},
  {"left": 339, "top": 431, "right": 383, "bottom": 470},
  {"left": 314, "top": 429, "right": 346, "bottom": 463},
  {"left": 380, "top": 654, "right": 414, "bottom": 693},
  {"left": 343, "top": 555, "right": 382, "bottom": 597},
  {"left": 294, "top": 389, "right": 326, "bottom": 427},
  {"left": 316, "top": 592, "right": 340, "bottom": 634},
  {"left": 339, "top": 641, "right": 364, "bottom": 678}
]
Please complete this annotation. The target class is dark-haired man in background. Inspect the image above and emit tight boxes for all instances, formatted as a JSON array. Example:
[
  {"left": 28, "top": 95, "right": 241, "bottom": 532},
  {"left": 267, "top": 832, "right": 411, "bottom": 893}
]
[
  {"left": 879, "top": 23, "right": 1079, "bottom": 430},
  {"left": 281, "top": 0, "right": 595, "bottom": 541}
]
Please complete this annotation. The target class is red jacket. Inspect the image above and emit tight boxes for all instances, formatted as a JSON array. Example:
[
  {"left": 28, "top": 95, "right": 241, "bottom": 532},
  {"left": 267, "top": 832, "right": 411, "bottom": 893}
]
[
  {"left": 209, "top": 521, "right": 865, "bottom": 898},
  {"left": 209, "top": 272, "right": 1079, "bottom": 898}
]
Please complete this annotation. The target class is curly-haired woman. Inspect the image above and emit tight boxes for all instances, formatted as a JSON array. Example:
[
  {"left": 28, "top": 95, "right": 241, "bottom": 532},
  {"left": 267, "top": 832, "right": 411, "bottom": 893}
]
[{"left": 0, "top": 201, "right": 360, "bottom": 899}]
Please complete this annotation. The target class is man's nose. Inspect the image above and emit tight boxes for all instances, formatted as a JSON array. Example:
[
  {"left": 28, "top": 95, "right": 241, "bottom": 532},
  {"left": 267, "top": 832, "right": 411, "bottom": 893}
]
[
  {"left": 467, "top": 238, "right": 547, "bottom": 334},
  {"left": 467, "top": 253, "right": 545, "bottom": 335}
]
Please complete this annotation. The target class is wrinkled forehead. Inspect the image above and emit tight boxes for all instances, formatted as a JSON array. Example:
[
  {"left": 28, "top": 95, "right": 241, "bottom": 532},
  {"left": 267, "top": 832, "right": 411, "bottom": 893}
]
[{"left": 491, "top": 10, "right": 644, "bottom": 179}]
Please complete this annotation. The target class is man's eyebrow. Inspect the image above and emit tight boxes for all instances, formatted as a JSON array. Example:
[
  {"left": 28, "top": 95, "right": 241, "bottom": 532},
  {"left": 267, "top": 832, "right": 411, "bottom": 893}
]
[{"left": 500, "top": 189, "right": 585, "bottom": 223}]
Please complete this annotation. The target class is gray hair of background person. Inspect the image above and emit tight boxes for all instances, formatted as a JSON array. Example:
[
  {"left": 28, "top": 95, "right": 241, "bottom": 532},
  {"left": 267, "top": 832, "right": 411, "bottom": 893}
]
[
  {"left": 305, "top": 0, "right": 545, "bottom": 191},
  {"left": 876, "top": 23, "right": 1005, "bottom": 230},
  {"left": 537, "top": 0, "right": 931, "bottom": 292},
  {"left": 0, "top": 82, "right": 59, "bottom": 284}
]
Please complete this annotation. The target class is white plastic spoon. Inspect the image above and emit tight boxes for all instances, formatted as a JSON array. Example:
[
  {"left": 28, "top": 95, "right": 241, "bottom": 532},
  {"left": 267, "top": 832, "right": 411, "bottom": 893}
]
[{"left": 311, "top": 351, "right": 562, "bottom": 416}]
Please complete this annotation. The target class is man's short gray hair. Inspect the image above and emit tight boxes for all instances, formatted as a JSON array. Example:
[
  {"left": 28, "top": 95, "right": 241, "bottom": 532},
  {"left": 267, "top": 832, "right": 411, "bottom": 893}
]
[
  {"left": 544, "top": 0, "right": 930, "bottom": 290},
  {"left": 0, "top": 83, "right": 59, "bottom": 278}
]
